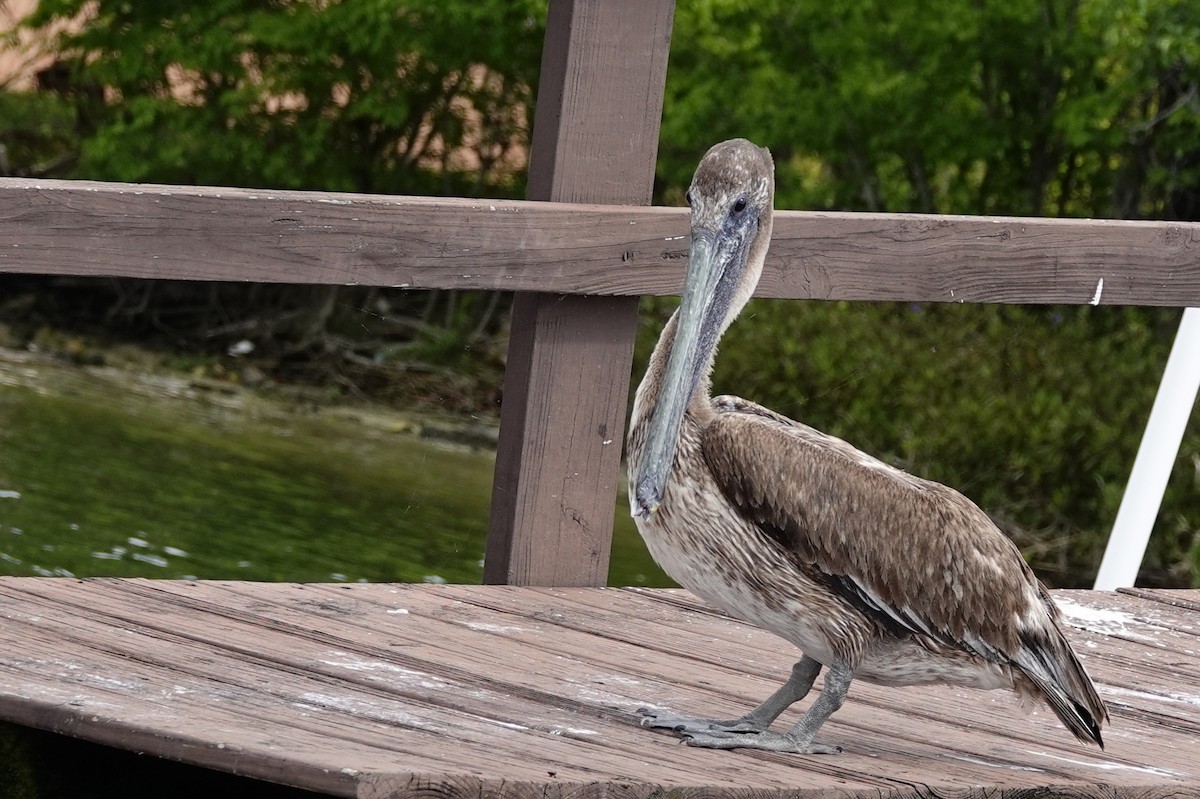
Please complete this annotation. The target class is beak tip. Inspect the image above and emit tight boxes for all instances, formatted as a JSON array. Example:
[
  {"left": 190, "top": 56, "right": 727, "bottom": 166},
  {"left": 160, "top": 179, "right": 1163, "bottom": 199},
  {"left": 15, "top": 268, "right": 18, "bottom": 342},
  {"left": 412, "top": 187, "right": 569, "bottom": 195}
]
[{"left": 632, "top": 478, "right": 662, "bottom": 520}]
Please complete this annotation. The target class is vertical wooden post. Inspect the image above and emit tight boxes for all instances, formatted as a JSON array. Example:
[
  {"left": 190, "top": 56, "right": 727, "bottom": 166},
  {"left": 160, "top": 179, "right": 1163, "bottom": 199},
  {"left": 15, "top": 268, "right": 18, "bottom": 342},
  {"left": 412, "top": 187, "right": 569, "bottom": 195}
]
[{"left": 484, "top": 0, "right": 675, "bottom": 586}]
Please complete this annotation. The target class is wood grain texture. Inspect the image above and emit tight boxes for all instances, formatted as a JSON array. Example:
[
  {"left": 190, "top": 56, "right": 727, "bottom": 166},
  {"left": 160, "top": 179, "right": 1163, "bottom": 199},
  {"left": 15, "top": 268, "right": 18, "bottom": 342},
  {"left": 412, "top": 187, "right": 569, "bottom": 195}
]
[
  {"left": 484, "top": 0, "right": 675, "bottom": 587},
  {"left": 3, "top": 179, "right": 1199, "bottom": 306},
  {"left": 0, "top": 578, "right": 1197, "bottom": 799},
  {"left": 525, "top": 1, "right": 673, "bottom": 206},
  {"left": 484, "top": 292, "right": 639, "bottom": 586}
]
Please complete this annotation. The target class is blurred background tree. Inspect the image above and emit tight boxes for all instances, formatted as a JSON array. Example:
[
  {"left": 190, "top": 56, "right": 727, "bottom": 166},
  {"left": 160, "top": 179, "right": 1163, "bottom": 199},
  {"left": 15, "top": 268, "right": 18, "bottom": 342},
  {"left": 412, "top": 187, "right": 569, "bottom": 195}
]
[
  {"left": 2, "top": 0, "right": 545, "bottom": 403},
  {"left": 2, "top": 0, "right": 1198, "bottom": 586},
  {"left": 15, "top": 0, "right": 544, "bottom": 193}
]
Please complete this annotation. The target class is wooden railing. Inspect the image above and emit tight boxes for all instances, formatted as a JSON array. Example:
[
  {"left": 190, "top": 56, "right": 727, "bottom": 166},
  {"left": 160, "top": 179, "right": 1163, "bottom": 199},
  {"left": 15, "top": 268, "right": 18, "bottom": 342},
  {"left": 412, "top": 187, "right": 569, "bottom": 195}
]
[
  {"left": 5, "top": 184, "right": 1197, "bottom": 303},
  {"left": 3, "top": 0, "right": 1200, "bottom": 588}
]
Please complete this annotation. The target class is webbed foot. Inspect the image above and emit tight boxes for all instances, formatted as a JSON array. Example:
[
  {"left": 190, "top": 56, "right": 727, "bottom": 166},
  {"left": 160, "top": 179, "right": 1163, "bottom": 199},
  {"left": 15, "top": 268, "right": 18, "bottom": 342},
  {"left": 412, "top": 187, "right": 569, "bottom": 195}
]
[{"left": 637, "top": 658, "right": 852, "bottom": 755}]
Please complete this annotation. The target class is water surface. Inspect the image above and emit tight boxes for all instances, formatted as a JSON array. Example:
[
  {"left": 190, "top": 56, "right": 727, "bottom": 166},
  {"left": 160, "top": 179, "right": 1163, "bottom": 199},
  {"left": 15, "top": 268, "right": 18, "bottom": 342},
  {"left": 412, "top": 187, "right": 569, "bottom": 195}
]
[{"left": 0, "top": 351, "right": 670, "bottom": 586}]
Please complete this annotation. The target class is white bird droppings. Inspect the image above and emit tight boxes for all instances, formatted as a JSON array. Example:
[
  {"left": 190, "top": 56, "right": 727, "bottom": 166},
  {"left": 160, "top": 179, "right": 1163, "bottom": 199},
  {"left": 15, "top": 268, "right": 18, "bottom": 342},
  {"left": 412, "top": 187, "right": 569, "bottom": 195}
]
[
  {"left": 464, "top": 621, "right": 528, "bottom": 633},
  {"left": 1090, "top": 277, "right": 1104, "bottom": 305},
  {"left": 1054, "top": 597, "right": 1160, "bottom": 643},
  {"left": 1029, "top": 751, "right": 1185, "bottom": 778},
  {"left": 1102, "top": 684, "right": 1200, "bottom": 707}
]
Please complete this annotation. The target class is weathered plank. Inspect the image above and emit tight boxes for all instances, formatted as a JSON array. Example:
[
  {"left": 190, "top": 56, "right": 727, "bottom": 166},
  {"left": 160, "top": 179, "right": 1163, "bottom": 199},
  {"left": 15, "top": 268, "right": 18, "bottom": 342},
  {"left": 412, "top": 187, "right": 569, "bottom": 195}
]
[
  {"left": 484, "top": 0, "right": 674, "bottom": 586},
  {"left": 0, "top": 578, "right": 1197, "bottom": 799},
  {"left": 3, "top": 178, "right": 1200, "bottom": 306},
  {"left": 485, "top": 292, "right": 640, "bottom": 585}
]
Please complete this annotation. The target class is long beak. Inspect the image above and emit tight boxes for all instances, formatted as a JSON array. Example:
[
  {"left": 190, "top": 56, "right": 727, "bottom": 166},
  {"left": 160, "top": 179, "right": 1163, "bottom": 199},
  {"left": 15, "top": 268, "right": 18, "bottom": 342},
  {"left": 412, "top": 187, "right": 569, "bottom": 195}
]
[{"left": 632, "top": 229, "right": 729, "bottom": 519}]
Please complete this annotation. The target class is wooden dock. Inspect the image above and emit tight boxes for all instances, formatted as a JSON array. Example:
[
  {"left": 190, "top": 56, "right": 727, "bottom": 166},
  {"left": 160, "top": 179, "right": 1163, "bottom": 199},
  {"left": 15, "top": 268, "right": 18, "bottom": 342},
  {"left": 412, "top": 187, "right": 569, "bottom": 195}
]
[
  {"left": 5, "top": 0, "right": 1200, "bottom": 794},
  {"left": 0, "top": 577, "right": 1197, "bottom": 797}
]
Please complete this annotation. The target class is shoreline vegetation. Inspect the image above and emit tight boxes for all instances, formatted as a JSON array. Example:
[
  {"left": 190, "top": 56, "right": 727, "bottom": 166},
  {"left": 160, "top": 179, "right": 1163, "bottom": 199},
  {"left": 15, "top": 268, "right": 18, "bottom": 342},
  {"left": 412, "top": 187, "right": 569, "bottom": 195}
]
[{"left": 0, "top": 305, "right": 503, "bottom": 451}]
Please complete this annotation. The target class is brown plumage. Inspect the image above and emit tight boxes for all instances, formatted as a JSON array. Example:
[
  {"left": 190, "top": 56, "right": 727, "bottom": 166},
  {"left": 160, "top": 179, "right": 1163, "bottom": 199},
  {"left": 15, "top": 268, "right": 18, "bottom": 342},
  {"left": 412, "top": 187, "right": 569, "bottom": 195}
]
[{"left": 627, "top": 138, "right": 1107, "bottom": 754}]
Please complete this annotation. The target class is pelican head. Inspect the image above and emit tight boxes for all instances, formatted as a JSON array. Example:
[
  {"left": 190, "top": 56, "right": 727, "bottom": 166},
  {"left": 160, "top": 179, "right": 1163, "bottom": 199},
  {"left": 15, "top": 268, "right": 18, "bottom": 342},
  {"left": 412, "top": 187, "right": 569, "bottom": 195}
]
[{"left": 632, "top": 139, "right": 775, "bottom": 518}]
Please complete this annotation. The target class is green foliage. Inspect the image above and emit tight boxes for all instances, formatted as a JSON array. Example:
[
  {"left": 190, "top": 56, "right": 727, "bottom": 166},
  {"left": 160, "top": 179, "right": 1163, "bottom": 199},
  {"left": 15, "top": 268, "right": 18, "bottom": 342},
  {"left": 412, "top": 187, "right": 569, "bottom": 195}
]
[
  {"left": 660, "top": 0, "right": 1200, "bottom": 218},
  {"left": 22, "top": 0, "right": 546, "bottom": 194},
  {"left": 0, "top": 88, "right": 77, "bottom": 177}
]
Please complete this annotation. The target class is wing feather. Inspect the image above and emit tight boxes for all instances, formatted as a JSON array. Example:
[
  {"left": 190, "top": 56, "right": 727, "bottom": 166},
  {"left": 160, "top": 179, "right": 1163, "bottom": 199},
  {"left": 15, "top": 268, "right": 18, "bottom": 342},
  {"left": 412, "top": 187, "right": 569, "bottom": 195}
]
[{"left": 701, "top": 395, "right": 1041, "bottom": 659}]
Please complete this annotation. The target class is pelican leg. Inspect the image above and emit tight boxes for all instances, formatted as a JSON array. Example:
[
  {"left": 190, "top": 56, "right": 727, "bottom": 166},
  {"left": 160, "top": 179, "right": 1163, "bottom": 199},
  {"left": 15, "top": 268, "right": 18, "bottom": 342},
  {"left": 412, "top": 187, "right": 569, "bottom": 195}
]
[
  {"left": 639, "top": 656, "right": 821, "bottom": 735},
  {"left": 680, "top": 660, "right": 852, "bottom": 754}
]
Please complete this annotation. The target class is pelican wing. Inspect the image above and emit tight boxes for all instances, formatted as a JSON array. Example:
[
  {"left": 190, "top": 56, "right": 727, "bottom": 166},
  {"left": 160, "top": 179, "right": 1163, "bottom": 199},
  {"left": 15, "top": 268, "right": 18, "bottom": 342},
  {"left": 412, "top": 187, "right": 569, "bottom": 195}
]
[{"left": 701, "top": 395, "right": 1043, "bottom": 659}]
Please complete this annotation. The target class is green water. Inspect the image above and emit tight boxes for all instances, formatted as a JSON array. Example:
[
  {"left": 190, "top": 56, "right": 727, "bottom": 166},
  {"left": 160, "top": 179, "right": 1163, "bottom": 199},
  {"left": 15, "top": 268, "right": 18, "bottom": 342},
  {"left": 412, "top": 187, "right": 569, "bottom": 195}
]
[{"left": 0, "top": 353, "right": 670, "bottom": 587}]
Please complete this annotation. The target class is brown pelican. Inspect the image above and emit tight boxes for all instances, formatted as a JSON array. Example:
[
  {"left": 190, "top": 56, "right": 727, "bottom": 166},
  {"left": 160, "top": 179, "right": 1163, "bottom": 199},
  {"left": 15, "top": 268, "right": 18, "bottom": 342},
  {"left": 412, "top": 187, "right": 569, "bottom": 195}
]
[{"left": 627, "top": 138, "right": 1107, "bottom": 754}]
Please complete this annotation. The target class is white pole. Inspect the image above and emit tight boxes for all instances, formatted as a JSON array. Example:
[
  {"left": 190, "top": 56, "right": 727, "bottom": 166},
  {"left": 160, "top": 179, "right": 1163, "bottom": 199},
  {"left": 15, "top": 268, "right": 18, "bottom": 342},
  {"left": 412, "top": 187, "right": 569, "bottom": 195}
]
[{"left": 1094, "top": 306, "right": 1200, "bottom": 590}]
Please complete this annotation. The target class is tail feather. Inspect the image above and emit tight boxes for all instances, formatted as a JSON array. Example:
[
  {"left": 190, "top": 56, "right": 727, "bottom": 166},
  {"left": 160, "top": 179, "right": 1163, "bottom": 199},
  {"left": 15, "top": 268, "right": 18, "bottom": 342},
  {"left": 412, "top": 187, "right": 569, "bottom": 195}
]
[{"left": 1015, "top": 625, "right": 1108, "bottom": 748}]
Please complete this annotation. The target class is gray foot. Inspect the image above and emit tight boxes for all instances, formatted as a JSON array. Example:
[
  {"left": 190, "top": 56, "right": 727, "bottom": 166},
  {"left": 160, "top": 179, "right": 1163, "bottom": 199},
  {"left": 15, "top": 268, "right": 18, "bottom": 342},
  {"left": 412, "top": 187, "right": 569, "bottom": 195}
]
[
  {"left": 637, "top": 707, "right": 763, "bottom": 735},
  {"left": 682, "top": 728, "right": 842, "bottom": 754}
]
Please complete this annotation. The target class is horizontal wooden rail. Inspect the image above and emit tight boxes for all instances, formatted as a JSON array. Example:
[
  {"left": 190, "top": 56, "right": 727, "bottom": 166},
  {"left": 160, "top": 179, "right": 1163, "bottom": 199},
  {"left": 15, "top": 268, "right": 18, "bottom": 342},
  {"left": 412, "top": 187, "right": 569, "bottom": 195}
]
[{"left": 3, "top": 177, "right": 1200, "bottom": 306}]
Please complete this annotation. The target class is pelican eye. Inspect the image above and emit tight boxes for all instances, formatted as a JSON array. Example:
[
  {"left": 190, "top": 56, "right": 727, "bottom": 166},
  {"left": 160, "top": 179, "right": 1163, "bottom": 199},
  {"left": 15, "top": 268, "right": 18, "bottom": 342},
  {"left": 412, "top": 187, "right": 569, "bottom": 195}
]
[{"left": 732, "top": 196, "right": 748, "bottom": 214}]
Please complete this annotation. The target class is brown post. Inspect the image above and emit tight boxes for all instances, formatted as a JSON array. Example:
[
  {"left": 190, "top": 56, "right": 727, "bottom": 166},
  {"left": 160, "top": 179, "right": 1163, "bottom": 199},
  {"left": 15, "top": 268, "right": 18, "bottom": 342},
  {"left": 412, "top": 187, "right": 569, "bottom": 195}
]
[{"left": 484, "top": 0, "right": 675, "bottom": 586}]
